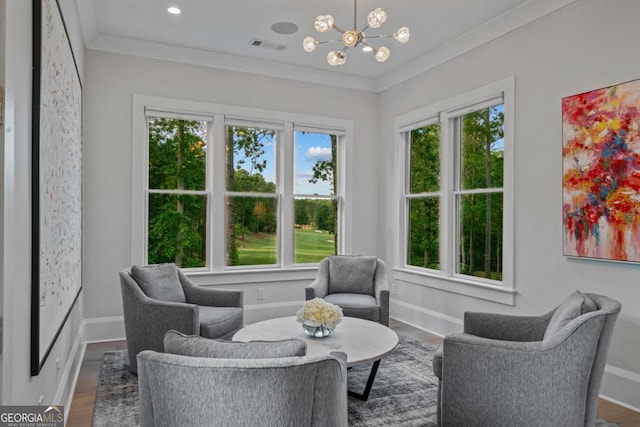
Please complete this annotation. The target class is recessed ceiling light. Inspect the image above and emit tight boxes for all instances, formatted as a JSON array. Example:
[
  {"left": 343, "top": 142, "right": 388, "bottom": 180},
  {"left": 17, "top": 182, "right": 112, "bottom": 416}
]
[
  {"left": 167, "top": 6, "right": 181, "bottom": 15},
  {"left": 271, "top": 22, "right": 299, "bottom": 35}
]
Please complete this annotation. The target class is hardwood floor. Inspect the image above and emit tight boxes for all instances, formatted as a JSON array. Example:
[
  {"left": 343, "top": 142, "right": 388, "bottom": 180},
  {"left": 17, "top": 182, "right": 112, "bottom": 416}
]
[
  {"left": 67, "top": 340, "right": 127, "bottom": 427},
  {"left": 68, "top": 319, "right": 640, "bottom": 426}
]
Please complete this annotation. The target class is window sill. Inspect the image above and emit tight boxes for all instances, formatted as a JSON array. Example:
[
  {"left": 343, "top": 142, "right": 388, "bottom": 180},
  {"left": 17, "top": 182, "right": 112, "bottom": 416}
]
[
  {"left": 393, "top": 268, "right": 516, "bottom": 306},
  {"left": 184, "top": 266, "right": 319, "bottom": 286}
]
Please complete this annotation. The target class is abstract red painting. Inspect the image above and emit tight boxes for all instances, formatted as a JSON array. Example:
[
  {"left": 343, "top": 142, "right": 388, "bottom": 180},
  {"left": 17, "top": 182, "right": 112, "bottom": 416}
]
[{"left": 563, "top": 79, "right": 640, "bottom": 262}]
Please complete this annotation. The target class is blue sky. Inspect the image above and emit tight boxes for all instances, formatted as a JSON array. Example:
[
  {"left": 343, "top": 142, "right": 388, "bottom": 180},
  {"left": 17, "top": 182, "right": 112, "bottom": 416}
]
[{"left": 233, "top": 131, "right": 334, "bottom": 195}]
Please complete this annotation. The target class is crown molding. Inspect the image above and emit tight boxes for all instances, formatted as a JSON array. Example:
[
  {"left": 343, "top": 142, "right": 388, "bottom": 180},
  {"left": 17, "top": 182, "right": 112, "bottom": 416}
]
[{"left": 87, "top": 34, "right": 378, "bottom": 92}]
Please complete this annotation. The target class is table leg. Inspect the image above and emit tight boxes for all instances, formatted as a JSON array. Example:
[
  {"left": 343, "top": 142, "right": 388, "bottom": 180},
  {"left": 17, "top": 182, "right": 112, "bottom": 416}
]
[{"left": 348, "top": 360, "right": 381, "bottom": 401}]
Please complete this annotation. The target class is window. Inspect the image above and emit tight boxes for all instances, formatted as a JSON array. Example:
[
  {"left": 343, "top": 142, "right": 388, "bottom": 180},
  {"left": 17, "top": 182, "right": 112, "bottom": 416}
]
[
  {"left": 225, "top": 124, "right": 279, "bottom": 267},
  {"left": 147, "top": 115, "right": 209, "bottom": 268},
  {"left": 133, "top": 97, "right": 349, "bottom": 272},
  {"left": 406, "top": 121, "right": 441, "bottom": 270},
  {"left": 397, "top": 78, "right": 514, "bottom": 302},
  {"left": 451, "top": 102, "right": 504, "bottom": 281},
  {"left": 293, "top": 129, "right": 339, "bottom": 264}
]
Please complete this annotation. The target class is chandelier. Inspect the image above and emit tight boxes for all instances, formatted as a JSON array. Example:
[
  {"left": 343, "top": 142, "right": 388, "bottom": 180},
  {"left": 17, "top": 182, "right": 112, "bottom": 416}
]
[{"left": 303, "top": 0, "right": 410, "bottom": 66}]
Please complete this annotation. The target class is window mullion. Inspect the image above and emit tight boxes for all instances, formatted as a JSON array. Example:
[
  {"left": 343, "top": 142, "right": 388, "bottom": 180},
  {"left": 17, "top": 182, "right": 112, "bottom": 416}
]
[
  {"left": 225, "top": 191, "right": 278, "bottom": 198},
  {"left": 148, "top": 189, "right": 208, "bottom": 195},
  {"left": 453, "top": 188, "right": 504, "bottom": 196},
  {"left": 440, "top": 112, "right": 453, "bottom": 278},
  {"left": 281, "top": 123, "right": 294, "bottom": 267},
  {"left": 401, "top": 132, "right": 410, "bottom": 267},
  {"left": 406, "top": 192, "right": 440, "bottom": 199},
  {"left": 211, "top": 113, "right": 226, "bottom": 272}
]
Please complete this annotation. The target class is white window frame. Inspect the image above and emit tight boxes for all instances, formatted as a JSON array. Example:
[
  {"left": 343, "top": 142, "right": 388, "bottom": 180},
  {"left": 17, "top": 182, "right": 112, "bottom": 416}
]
[
  {"left": 131, "top": 95, "right": 351, "bottom": 277},
  {"left": 394, "top": 77, "right": 516, "bottom": 305}
]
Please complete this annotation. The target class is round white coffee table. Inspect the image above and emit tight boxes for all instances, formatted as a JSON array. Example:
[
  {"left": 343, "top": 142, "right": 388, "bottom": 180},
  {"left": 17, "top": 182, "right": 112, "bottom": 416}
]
[{"left": 233, "top": 316, "right": 399, "bottom": 400}]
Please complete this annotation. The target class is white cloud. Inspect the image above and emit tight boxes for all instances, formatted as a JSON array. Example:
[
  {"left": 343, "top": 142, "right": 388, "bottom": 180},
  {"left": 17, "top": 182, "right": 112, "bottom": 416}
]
[
  {"left": 305, "top": 146, "right": 332, "bottom": 161},
  {"left": 296, "top": 171, "right": 314, "bottom": 179}
]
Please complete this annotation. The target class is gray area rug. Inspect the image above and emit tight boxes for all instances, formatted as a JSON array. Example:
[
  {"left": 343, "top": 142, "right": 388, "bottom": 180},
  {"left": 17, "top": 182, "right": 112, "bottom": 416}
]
[{"left": 92, "top": 335, "right": 618, "bottom": 427}]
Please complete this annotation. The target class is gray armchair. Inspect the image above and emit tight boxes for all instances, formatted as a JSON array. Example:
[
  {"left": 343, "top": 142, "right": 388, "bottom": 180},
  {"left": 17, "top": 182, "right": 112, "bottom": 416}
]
[
  {"left": 433, "top": 292, "right": 621, "bottom": 427},
  {"left": 306, "top": 256, "right": 390, "bottom": 326},
  {"left": 119, "top": 263, "right": 243, "bottom": 373},
  {"left": 137, "top": 332, "right": 348, "bottom": 427}
]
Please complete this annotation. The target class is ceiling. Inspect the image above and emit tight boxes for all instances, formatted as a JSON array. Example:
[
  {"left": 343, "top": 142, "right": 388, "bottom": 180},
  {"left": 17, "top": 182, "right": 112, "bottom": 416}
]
[{"left": 75, "top": 0, "right": 575, "bottom": 91}]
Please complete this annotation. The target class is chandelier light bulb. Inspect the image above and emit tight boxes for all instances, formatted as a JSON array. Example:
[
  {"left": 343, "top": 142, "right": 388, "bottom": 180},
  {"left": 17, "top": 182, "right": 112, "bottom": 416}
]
[
  {"left": 342, "top": 30, "right": 359, "bottom": 47},
  {"left": 394, "top": 27, "right": 410, "bottom": 43},
  {"left": 314, "top": 15, "right": 335, "bottom": 32},
  {"left": 303, "top": 36, "right": 318, "bottom": 52},
  {"left": 367, "top": 8, "right": 387, "bottom": 28},
  {"left": 327, "top": 51, "right": 346, "bottom": 66},
  {"left": 374, "top": 46, "right": 390, "bottom": 62}
]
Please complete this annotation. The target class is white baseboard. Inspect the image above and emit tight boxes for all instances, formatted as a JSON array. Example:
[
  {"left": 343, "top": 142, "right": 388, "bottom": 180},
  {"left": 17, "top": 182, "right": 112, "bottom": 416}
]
[
  {"left": 390, "top": 299, "right": 463, "bottom": 337},
  {"left": 55, "top": 321, "right": 86, "bottom": 423},
  {"left": 390, "top": 298, "right": 640, "bottom": 414},
  {"left": 84, "top": 316, "right": 126, "bottom": 343},
  {"left": 600, "top": 365, "right": 640, "bottom": 413}
]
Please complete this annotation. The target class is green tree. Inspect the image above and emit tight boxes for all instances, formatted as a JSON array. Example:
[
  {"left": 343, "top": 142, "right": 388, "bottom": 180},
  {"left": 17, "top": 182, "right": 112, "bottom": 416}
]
[
  {"left": 459, "top": 105, "right": 504, "bottom": 278},
  {"left": 226, "top": 127, "right": 276, "bottom": 265},
  {"left": 408, "top": 123, "right": 440, "bottom": 269},
  {"left": 308, "top": 135, "right": 338, "bottom": 253},
  {"left": 295, "top": 198, "right": 312, "bottom": 225},
  {"left": 147, "top": 117, "right": 207, "bottom": 268}
]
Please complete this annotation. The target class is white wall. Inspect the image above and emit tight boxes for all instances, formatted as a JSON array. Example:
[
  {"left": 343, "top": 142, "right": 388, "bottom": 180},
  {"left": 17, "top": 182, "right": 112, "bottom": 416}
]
[
  {"left": 82, "top": 50, "right": 379, "bottom": 332},
  {"left": 0, "top": 0, "right": 5, "bottom": 402},
  {"left": 379, "top": 0, "right": 640, "bottom": 410},
  {"left": 1, "top": 0, "right": 86, "bottom": 413}
]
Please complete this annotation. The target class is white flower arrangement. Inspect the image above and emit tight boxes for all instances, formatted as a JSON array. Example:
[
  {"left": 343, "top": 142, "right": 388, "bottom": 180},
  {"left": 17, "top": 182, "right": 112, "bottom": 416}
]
[{"left": 296, "top": 298, "right": 343, "bottom": 329}]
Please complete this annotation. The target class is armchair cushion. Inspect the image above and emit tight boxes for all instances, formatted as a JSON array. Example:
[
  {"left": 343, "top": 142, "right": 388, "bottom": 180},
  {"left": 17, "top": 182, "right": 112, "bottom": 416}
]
[
  {"left": 164, "top": 330, "right": 307, "bottom": 358},
  {"left": 324, "top": 293, "right": 380, "bottom": 322},
  {"left": 543, "top": 290, "right": 597, "bottom": 340},
  {"left": 328, "top": 255, "right": 376, "bottom": 296},
  {"left": 198, "top": 306, "right": 243, "bottom": 339},
  {"left": 131, "top": 263, "right": 186, "bottom": 303}
]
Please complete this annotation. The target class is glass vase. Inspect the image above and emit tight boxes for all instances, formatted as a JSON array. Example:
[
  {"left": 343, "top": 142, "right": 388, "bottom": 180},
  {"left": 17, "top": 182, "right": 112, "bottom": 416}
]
[{"left": 302, "top": 320, "right": 333, "bottom": 338}]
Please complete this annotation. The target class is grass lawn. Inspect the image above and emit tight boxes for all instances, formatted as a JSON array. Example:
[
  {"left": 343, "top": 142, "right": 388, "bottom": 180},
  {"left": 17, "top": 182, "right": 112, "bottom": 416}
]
[
  {"left": 235, "top": 228, "right": 334, "bottom": 265},
  {"left": 294, "top": 228, "right": 335, "bottom": 264}
]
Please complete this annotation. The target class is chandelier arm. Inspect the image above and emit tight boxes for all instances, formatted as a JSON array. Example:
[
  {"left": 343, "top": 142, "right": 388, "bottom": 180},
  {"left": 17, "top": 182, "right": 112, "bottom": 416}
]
[
  {"left": 332, "top": 25, "right": 346, "bottom": 34},
  {"left": 316, "top": 39, "right": 343, "bottom": 45},
  {"left": 354, "top": 0, "right": 358, "bottom": 30},
  {"left": 361, "top": 34, "right": 394, "bottom": 40}
]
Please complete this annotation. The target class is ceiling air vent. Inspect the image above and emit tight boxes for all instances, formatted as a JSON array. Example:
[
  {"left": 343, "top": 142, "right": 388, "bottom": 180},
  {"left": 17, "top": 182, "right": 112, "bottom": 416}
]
[{"left": 249, "top": 38, "right": 287, "bottom": 51}]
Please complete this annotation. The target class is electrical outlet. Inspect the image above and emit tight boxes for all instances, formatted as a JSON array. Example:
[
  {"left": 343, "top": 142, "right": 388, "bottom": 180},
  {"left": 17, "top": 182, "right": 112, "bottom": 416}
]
[
  {"left": 38, "top": 395, "right": 43, "bottom": 405},
  {"left": 257, "top": 288, "right": 265, "bottom": 300}
]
